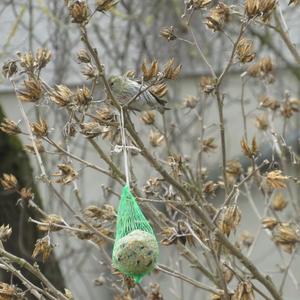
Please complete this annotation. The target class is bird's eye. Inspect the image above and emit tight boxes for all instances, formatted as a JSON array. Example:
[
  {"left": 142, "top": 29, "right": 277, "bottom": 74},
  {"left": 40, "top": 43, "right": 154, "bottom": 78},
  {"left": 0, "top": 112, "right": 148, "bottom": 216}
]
[{"left": 110, "top": 81, "right": 114, "bottom": 87}]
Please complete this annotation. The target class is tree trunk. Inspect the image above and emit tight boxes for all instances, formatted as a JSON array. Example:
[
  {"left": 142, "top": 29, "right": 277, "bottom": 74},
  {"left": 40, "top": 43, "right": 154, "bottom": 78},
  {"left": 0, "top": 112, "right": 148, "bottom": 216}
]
[{"left": 0, "top": 105, "right": 65, "bottom": 296}]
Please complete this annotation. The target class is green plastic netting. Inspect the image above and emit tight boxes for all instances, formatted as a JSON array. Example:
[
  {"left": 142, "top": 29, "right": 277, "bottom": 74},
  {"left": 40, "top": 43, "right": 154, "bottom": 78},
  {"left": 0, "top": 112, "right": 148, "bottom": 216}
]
[{"left": 112, "top": 185, "right": 159, "bottom": 283}]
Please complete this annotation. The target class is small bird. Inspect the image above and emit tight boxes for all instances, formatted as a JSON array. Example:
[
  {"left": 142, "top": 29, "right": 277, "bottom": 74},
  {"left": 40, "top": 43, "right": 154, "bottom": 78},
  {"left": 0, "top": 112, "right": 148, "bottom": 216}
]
[{"left": 107, "top": 75, "right": 169, "bottom": 113}]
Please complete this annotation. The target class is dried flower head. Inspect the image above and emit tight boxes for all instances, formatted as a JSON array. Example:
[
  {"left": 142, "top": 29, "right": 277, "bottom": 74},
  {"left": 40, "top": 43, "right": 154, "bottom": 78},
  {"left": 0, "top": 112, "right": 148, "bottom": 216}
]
[
  {"left": 266, "top": 170, "right": 287, "bottom": 189},
  {"left": 226, "top": 160, "right": 242, "bottom": 185},
  {"left": 245, "top": 0, "right": 260, "bottom": 18},
  {"left": 247, "top": 56, "right": 274, "bottom": 83},
  {"left": 163, "top": 58, "right": 181, "bottom": 80},
  {"left": 75, "top": 85, "right": 92, "bottom": 106},
  {"left": 80, "top": 122, "right": 103, "bottom": 138},
  {"left": 0, "top": 283, "right": 18, "bottom": 299},
  {"left": 149, "top": 130, "right": 164, "bottom": 147},
  {"left": 19, "top": 187, "right": 34, "bottom": 202},
  {"left": 183, "top": 95, "right": 198, "bottom": 109},
  {"left": 50, "top": 85, "right": 73, "bottom": 107},
  {"left": 32, "top": 236, "right": 53, "bottom": 262},
  {"left": 77, "top": 49, "right": 91, "bottom": 63},
  {"left": 272, "top": 223, "right": 300, "bottom": 253},
  {"left": 0, "top": 173, "right": 18, "bottom": 190},
  {"left": 272, "top": 193, "right": 288, "bottom": 211},
  {"left": 262, "top": 217, "right": 278, "bottom": 230},
  {"left": 31, "top": 119, "right": 48, "bottom": 137},
  {"left": 69, "top": 0, "right": 89, "bottom": 23},
  {"left": 199, "top": 76, "right": 216, "bottom": 93},
  {"left": 53, "top": 163, "right": 78, "bottom": 184},
  {"left": 141, "top": 60, "right": 159, "bottom": 81},
  {"left": 96, "top": 0, "right": 118, "bottom": 12},
  {"left": 82, "top": 64, "right": 98, "bottom": 79},
  {"left": 205, "top": 3, "right": 230, "bottom": 32},
  {"left": 259, "top": 0, "right": 277, "bottom": 22},
  {"left": 2, "top": 60, "right": 18, "bottom": 78},
  {"left": 150, "top": 83, "right": 168, "bottom": 98},
  {"left": 234, "top": 281, "right": 255, "bottom": 300},
  {"left": 84, "top": 204, "right": 116, "bottom": 221},
  {"left": 24, "top": 139, "right": 45, "bottom": 154},
  {"left": 203, "top": 180, "right": 218, "bottom": 196},
  {"left": 160, "top": 26, "right": 177, "bottom": 41},
  {"left": 218, "top": 205, "right": 241, "bottom": 236},
  {"left": 37, "top": 214, "right": 65, "bottom": 232},
  {"left": 18, "top": 51, "right": 36, "bottom": 73},
  {"left": 95, "top": 107, "right": 116, "bottom": 124},
  {"left": 0, "top": 118, "right": 21, "bottom": 135},
  {"left": 281, "top": 99, "right": 300, "bottom": 118},
  {"left": 201, "top": 137, "right": 218, "bottom": 153},
  {"left": 141, "top": 111, "right": 156, "bottom": 125},
  {"left": 240, "top": 230, "right": 254, "bottom": 247},
  {"left": 0, "top": 225, "right": 12, "bottom": 242},
  {"left": 35, "top": 48, "right": 51, "bottom": 69},
  {"left": 241, "top": 136, "right": 257, "bottom": 158},
  {"left": 143, "top": 177, "right": 162, "bottom": 195},
  {"left": 17, "top": 79, "right": 43, "bottom": 103},
  {"left": 255, "top": 114, "right": 268, "bottom": 130},
  {"left": 236, "top": 38, "right": 255, "bottom": 63},
  {"left": 190, "top": 0, "right": 212, "bottom": 9},
  {"left": 148, "top": 283, "right": 163, "bottom": 300},
  {"left": 245, "top": 0, "right": 276, "bottom": 21},
  {"left": 260, "top": 95, "right": 280, "bottom": 110}
]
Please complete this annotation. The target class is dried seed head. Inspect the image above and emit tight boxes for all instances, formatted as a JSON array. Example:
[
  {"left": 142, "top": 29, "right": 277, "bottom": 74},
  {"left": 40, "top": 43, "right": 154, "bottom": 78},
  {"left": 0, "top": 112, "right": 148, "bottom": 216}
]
[
  {"left": 77, "top": 49, "right": 91, "bottom": 63},
  {"left": 241, "top": 136, "right": 257, "bottom": 158},
  {"left": 222, "top": 263, "right": 234, "bottom": 284},
  {"left": 199, "top": 76, "right": 215, "bottom": 93},
  {"left": 183, "top": 95, "right": 198, "bottom": 109},
  {"left": 84, "top": 204, "right": 116, "bottom": 221},
  {"left": 150, "top": 83, "right": 168, "bottom": 98},
  {"left": 163, "top": 58, "right": 181, "bottom": 80},
  {"left": 96, "top": 0, "right": 119, "bottom": 12},
  {"left": 205, "top": 3, "right": 230, "bottom": 32},
  {"left": 149, "top": 130, "right": 164, "bottom": 147},
  {"left": 18, "top": 51, "right": 36, "bottom": 73},
  {"left": 0, "top": 173, "right": 18, "bottom": 190},
  {"left": 31, "top": 119, "right": 48, "bottom": 137},
  {"left": 35, "top": 48, "right": 51, "bottom": 69},
  {"left": 260, "top": 95, "right": 280, "bottom": 110},
  {"left": 226, "top": 160, "right": 242, "bottom": 185},
  {"left": 37, "top": 214, "right": 65, "bottom": 232},
  {"left": 0, "top": 283, "right": 17, "bottom": 299},
  {"left": 19, "top": 187, "right": 34, "bottom": 202},
  {"left": 234, "top": 281, "right": 255, "bottom": 300},
  {"left": 148, "top": 283, "right": 163, "bottom": 300},
  {"left": 69, "top": 0, "right": 89, "bottom": 23},
  {"left": 17, "top": 79, "right": 43, "bottom": 103},
  {"left": 80, "top": 122, "right": 103, "bottom": 138},
  {"left": 272, "top": 223, "right": 300, "bottom": 253},
  {"left": 203, "top": 180, "right": 218, "bottom": 196},
  {"left": 141, "top": 59, "right": 159, "bottom": 81},
  {"left": 259, "top": 0, "right": 277, "bottom": 22},
  {"left": 266, "top": 170, "right": 287, "bottom": 189},
  {"left": 82, "top": 64, "right": 98, "bottom": 79},
  {"left": 218, "top": 205, "right": 241, "bottom": 236},
  {"left": 0, "top": 225, "right": 12, "bottom": 242},
  {"left": 201, "top": 137, "right": 217, "bottom": 153},
  {"left": 2, "top": 60, "right": 18, "bottom": 78},
  {"left": 32, "top": 236, "right": 53, "bottom": 262},
  {"left": 236, "top": 38, "right": 255, "bottom": 63},
  {"left": 272, "top": 193, "right": 288, "bottom": 211},
  {"left": 53, "top": 163, "right": 78, "bottom": 184},
  {"left": 50, "top": 85, "right": 73, "bottom": 107},
  {"left": 247, "top": 56, "right": 274, "bottom": 83},
  {"left": 141, "top": 111, "right": 156, "bottom": 125},
  {"left": 24, "top": 139, "right": 45, "bottom": 154},
  {"left": 95, "top": 107, "right": 116, "bottom": 123},
  {"left": 143, "top": 177, "right": 162, "bottom": 195},
  {"left": 0, "top": 118, "right": 21, "bottom": 135},
  {"left": 240, "top": 230, "right": 254, "bottom": 247},
  {"left": 245, "top": 0, "right": 260, "bottom": 18},
  {"left": 281, "top": 99, "right": 300, "bottom": 118},
  {"left": 190, "top": 0, "right": 213, "bottom": 9},
  {"left": 262, "top": 217, "right": 278, "bottom": 230},
  {"left": 75, "top": 85, "right": 92, "bottom": 106},
  {"left": 160, "top": 26, "right": 177, "bottom": 41},
  {"left": 255, "top": 114, "right": 268, "bottom": 130}
]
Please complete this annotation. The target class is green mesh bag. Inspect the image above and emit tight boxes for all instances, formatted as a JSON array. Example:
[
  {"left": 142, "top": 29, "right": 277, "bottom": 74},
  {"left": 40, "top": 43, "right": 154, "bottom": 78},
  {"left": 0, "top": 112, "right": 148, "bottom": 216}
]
[{"left": 112, "top": 185, "right": 159, "bottom": 283}]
